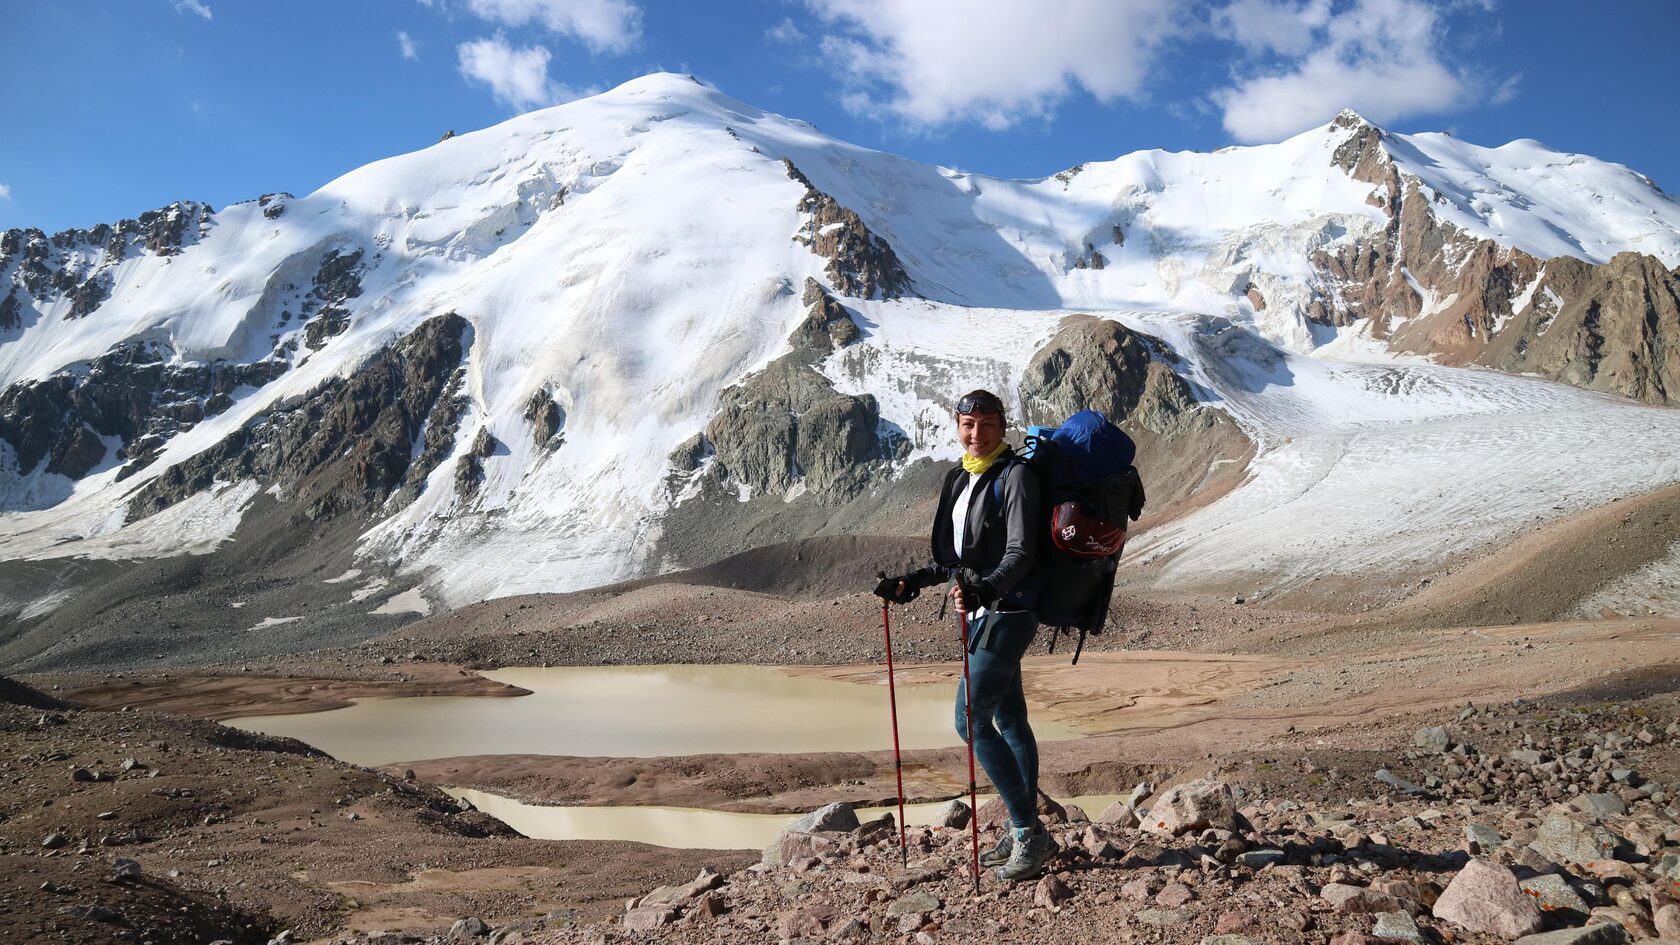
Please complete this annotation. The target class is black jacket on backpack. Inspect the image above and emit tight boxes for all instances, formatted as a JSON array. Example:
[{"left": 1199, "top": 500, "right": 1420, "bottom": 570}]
[{"left": 928, "top": 448, "right": 1043, "bottom": 613}]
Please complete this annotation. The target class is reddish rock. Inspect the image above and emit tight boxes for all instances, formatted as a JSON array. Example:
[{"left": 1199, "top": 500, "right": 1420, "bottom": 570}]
[
  {"left": 776, "top": 904, "right": 833, "bottom": 938},
  {"left": 1215, "top": 912, "right": 1262, "bottom": 934},
  {"left": 1432, "top": 858, "right": 1543, "bottom": 938},
  {"left": 1120, "top": 878, "right": 1155, "bottom": 901},
  {"left": 1096, "top": 800, "right": 1141, "bottom": 828},
  {"left": 1035, "top": 874, "right": 1073, "bottom": 910},
  {"left": 1156, "top": 883, "right": 1195, "bottom": 908}
]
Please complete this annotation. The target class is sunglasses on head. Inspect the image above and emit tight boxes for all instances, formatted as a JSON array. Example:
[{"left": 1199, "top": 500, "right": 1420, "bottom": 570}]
[{"left": 956, "top": 392, "right": 1005, "bottom": 416}]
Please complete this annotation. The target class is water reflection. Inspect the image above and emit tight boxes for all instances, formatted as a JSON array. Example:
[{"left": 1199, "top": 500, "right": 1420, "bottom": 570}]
[{"left": 224, "top": 664, "right": 1083, "bottom": 766}]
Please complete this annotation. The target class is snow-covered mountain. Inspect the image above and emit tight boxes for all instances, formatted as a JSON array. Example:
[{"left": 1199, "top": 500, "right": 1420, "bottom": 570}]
[{"left": 3, "top": 73, "right": 1679, "bottom": 667}]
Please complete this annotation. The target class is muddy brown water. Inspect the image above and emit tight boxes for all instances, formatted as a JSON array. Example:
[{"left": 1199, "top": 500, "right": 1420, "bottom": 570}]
[{"left": 223, "top": 664, "right": 1086, "bottom": 767}]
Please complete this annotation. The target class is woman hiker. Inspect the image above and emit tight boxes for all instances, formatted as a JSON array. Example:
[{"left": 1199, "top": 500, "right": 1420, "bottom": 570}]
[{"left": 873, "top": 388, "right": 1058, "bottom": 882}]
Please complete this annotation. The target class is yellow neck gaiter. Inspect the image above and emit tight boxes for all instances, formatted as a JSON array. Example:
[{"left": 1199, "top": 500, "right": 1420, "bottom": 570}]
[{"left": 961, "top": 440, "right": 1009, "bottom": 476}]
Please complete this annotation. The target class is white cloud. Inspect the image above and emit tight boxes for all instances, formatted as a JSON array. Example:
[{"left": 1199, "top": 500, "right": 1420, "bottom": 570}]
[
  {"left": 804, "top": 0, "right": 1183, "bottom": 130},
  {"left": 464, "top": 0, "right": 641, "bottom": 53},
  {"left": 1211, "top": 0, "right": 1330, "bottom": 56},
  {"left": 0, "top": 184, "right": 11, "bottom": 201},
  {"left": 173, "top": 0, "right": 212, "bottom": 20},
  {"left": 457, "top": 35, "right": 576, "bottom": 110},
  {"left": 397, "top": 30, "right": 419, "bottom": 60},
  {"left": 1212, "top": 0, "right": 1480, "bottom": 142},
  {"left": 766, "top": 17, "right": 805, "bottom": 44},
  {"left": 1490, "top": 72, "right": 1521, "bottom": 106}
]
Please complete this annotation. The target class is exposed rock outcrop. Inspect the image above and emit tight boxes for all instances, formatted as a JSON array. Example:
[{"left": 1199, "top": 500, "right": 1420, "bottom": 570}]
[
  {"left": 1017, "top": 315, "right": 1254, "bottom": 511},
  {"left": 783, "top": 159, "right": 912, "bottom": 300},
  {"left": 0, "top": 201, "right": 212, "bottom": 327},
  {"left": 127, "top": 313, "right": 470, "bottom": 523},
  {"left": 0, "top": 344, "right": 290, "bottom": 488},
  {"left": 697, "top": 280, "right": 891, "bottom": 502},
  {"left": 523, "top": 388, "right": 565, "bottom": 450},
  {"left": 1315, "top": 113, "right": 1680, "bottom": 405},
  {"left": 300, "top": 249, "right": 365, "bottom": 351},
  {"left": 455, "top": 426, "right": 497, "bottom": 501}
]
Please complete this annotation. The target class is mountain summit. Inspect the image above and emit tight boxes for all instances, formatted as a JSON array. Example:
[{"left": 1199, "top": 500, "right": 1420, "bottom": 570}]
[{"left": 3, "top": 73, "right": 1679, "bottom": 669}]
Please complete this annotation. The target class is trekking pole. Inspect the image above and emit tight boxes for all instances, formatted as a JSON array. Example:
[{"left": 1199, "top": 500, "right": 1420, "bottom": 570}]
[
  {"left": 875, "top": 577, "right": 909, "bottom": 869},
  {"left": 958, "top": 608, "right": 981, "bottom": 894}
]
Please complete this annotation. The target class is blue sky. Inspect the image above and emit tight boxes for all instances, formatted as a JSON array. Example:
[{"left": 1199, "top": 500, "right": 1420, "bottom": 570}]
[{"left": 3, "top": 0, "right": 1676, "bottom": 233}]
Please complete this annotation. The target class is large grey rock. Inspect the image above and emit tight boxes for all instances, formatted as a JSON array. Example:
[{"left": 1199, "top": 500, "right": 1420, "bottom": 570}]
[
  {"left": 1518, "top": 874, "right": 1589, "bottom": 916},
  {"left": 886, "top": 891, "right": 940, "bottom": 916},
  {"left": 932, "top": 799, "right": 971, "bottom": 829},
  {"left": 1513, "top": 922, "right": 1630, "bottom": 945},
  {"left": 1375, "top": 769, "right": 1428, "bottom": 795},
  {"left": 1413, "top": 727, "right": 1451, "bottom": 753},
  {"left": 1465, "top": 823, "right": 1505, "bottom": 853},
  {"left": 1144, "top": 779, "right": 1240, "bottom": 836},
  {"left": 1530, "top": 814, "right": 1627, "bottom": 865},
  {"left": 1571, "top": 793, "right": 1628, "bottom": 817},
  {"left": 1236, "top": 849, "right": 1286, "bottom": 869},
  {"left": 1432, "top": 858, "right": 1543, "bottom": 937},
  {"left": 1372, "top": 910, "right": 1427, "bottom": 944},
  {"left": 788, "top": 802, "right": 859, "bottom": 835},
  {"left": 621, "top": 907, "right": 676, "bottom": 932},
  {"left": 1322, "top": 883, "right": 1404, "bottom": 914}
]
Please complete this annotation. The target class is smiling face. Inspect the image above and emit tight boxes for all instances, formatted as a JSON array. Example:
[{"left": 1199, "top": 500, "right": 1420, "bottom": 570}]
[{"left": 957, "top": 410, "right": 1004, "bottom": 459}]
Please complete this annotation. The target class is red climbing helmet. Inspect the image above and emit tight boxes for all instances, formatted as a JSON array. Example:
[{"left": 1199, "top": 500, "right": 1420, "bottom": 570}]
[{"left": 1050, "top": 501, "right": 1126, "bottom": 558}]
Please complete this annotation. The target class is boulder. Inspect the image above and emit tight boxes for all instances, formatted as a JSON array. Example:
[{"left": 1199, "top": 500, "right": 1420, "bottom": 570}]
[
  {"left": 1372, "top": 911, "right": 1427, "bottom": 944},
  {"left": 1654, "top": 904, "right": 1680, "bottom": 940},
  {"left": 1517, "top": 873, "right": 1590, "bottom": 917},
  {"left": 1153, "top": 882, "right": 1192, "bottom": 908},
  {"left": 932, "top": 799, "right": 971, "bottom": 829},
  {"left": 1570, "top": 794, "right": 1628, "bottom": 818},
  {"left": 1236, "top": 849, "right": 1286, "bottom": 870},
  {"left": 1145, "top": 779, "right": 1240, "bottom": 836},
  {"left": 1530, "top": 814, "right": 1627, "bottom": 865},
  {"left": 1432, "top": 858, "right": 1543, "bottom": 938},
  {"left": 637, "top": 868, "right": 723, "bottom": 909},
  {"left": 787, "top": 802, "right": 859, "bottom": 835},
  {"left": 1096, "top": 799, "right": 1140, "bottom": 828},
  {"left": 621, "top": 907, "right": 675, "bottom": 932},
  {"left": 1322, "top": 883, "right": 1405, "bottom": 914},
  {"left": 450, "top": 917, "right": 490, "bottom": 939},
  {"left": 1512, "top": 923, "right": 1630, "bottom": 945},
  {"left": 1413, "top": 727, "right": 1451, "bottom": 753},
  {"left": 761, "top": 830, "right": 844, "bottom": 869}
]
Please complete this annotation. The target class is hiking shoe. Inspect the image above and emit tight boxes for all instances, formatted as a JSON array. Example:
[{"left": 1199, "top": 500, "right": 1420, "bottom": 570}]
[
  {"left": 994, "top": 829, "right": 1059, "bottom": 882},
  {"left": 978, "top": 831, "right": 1013, "bottom": 867}
]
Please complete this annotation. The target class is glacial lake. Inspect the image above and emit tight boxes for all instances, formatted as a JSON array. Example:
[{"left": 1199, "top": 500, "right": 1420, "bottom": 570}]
[{"left": 223, "top": 664, "right": 1085, "bottom": 766}]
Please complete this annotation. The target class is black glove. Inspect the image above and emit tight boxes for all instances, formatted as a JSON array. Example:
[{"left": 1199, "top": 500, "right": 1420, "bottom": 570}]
[
  {"left": 954, "top": 567, "right": 996, "bottom": 610},
  {"left": 873, "top": 572, "right": 921, "bottom": 605}
]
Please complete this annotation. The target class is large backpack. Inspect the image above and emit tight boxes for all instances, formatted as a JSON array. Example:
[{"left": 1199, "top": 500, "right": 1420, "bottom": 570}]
[{"left": 997, "top": 410, "right": 1146, "bottom": 662}]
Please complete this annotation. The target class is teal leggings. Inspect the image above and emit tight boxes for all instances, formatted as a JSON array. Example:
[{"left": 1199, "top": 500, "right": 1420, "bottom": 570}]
[{"left": 955, "top": 609, "right": 1040, "bottom": 830}]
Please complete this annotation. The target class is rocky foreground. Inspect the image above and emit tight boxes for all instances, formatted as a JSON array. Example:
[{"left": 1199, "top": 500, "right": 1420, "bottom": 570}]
[{"left": 263, "top": 692, "right": 1680, "bottom": 945}]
